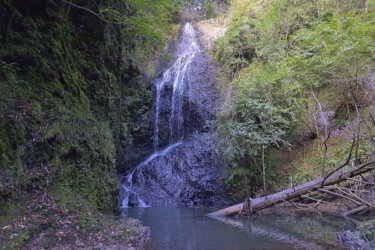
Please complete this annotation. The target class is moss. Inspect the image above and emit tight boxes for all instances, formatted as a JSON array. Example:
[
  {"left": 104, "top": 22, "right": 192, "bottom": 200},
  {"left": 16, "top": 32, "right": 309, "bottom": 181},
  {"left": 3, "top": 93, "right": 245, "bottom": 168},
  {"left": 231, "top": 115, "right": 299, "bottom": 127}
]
[
  {"left": 7, "top": 231, "right": 30, "bottom": 249},
  {"left": 0, "top": 202, "right": 20, "bottom": 228},
  {"left": 0, "top": 138, "right": 6, "bottom": 166},
  {"left": 0, "top": 0, "right": 163, "bottom": 216},
  {"left": 31, "top": 101, "right": 42, "bottom": 116},
  {"left": 123, "top": 228, "right": 137, "bottom": 241}
]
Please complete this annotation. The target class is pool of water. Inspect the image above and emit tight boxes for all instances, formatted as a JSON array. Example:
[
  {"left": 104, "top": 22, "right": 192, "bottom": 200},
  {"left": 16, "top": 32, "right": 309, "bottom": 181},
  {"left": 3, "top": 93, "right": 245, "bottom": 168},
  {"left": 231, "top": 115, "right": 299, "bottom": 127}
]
[{"left": 122, "top": 207, "right": 355, "bottom": 250}]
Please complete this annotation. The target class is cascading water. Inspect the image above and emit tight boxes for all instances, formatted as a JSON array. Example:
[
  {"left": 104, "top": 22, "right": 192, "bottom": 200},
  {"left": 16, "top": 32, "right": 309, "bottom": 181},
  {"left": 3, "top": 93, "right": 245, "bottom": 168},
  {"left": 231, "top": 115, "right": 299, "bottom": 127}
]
[
  {"left": 122, "top": 23, "right": 200, "bottom": 208},
  {"left": 154, "top": 23, "right": 200, "bottom": 149},
  {"left": 168, "top": 23, "right": 200, "bottom": 143},
  {"left": 121, "top": 141, "right": 182, "bottom": 207}
]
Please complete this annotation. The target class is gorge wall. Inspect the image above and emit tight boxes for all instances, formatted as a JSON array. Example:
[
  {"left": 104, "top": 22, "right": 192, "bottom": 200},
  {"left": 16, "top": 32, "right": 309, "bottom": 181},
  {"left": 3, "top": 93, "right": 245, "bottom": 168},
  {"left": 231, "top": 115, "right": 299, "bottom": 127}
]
[{"left": 0, "top": 0, "right": 155, "bottom": 213}]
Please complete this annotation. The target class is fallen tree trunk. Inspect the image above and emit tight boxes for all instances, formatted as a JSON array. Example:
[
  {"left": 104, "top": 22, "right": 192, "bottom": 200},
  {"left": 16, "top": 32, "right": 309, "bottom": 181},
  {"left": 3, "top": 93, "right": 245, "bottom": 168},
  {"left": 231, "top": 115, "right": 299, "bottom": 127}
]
[
  {"left": 208, "top": 160, "right": 375, "bottom": 217},
  {"left": 343, "top": 205, "right": 368, "bottom": 217}
]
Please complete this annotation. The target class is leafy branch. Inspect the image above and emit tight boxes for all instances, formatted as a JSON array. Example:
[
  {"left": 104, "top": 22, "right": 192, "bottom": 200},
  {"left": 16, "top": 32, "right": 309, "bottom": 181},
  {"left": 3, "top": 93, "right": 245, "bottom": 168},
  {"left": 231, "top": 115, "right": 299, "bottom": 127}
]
[{"left": 59, "top": 0, "right": 119, "bottom": 24}]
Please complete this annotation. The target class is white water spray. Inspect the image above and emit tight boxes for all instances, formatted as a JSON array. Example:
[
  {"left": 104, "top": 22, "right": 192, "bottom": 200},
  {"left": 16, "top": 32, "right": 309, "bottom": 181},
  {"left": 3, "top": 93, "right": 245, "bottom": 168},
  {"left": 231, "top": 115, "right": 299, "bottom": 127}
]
[
  {"left": 122, "top": 23, "right": 200, "bottom": 208},
  {"left": 154, "top": 23, "right": 200, "bottom": 149}
]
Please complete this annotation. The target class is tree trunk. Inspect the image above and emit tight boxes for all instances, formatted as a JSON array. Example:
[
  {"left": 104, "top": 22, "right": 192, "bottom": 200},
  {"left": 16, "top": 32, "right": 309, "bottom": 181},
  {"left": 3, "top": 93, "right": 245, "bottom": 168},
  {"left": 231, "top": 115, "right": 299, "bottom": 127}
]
[
  {"left": 343, "top": 205, "right": 368, "bottom": 217},
  {"left": 262, "top": 146, "right": 266, "bottom": 192},
  {"left": 208, "top": 160, "right": 375, "bottom": 217}
]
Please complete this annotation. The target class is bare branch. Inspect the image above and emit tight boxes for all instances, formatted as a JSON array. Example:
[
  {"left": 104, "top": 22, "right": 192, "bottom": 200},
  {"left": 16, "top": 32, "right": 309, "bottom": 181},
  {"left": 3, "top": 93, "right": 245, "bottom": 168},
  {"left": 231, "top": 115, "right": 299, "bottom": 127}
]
[
  {"left": 338, "top": 186, "right": 370, "bottom": 193},
  {"left": 336, "top": 187, "right": 375, "bottom": 209},
  {"left": 59, "top": 0, "right": 123, "bottom": 25},
  {"left": 311, "top": 90, "right": 327, "bottom": 132},
  {"left": 369, "top": 111, "right": 375, "bottom": 126},
  {"left": 343, "top": 205, "right": 368, "bottom": 217},
  {"left": 301, "top": 194, "right": 341, "bottom": 206},
  {"left": 322, "top": 129, "right": 333, "bottom": 146},
  {"left": 60, "top": 0, "right": 109, "bottom": 23},
  {"left": 321, "top": 137, "right": 355, "bottom": 187},
  {"left": 312, "top": 90, "right": 330, "bottom": 176},
  {"left": 351, "top": 96, "right": 362, "bottom": 165},
  {"left": 346, "top": 177, "right": 375, "bottom": 185},
  {"left": 318, "top": 188, "right": 361, "bottom": 205}
]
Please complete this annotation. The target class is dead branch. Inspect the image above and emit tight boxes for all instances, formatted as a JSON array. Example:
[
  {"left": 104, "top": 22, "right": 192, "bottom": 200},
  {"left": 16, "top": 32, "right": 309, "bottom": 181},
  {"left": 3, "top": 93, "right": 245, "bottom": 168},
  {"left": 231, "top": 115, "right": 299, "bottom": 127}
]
[
  {"left": 360, "top": 174, "right": 370, "bottom": 182},
  {"left": 300, "top": 195, "right": 341, "bottom": 206},
  {"left": 312, "top": 90, "right": 330, "bottom": 176},
  {"left": 321, "top": 137, "right": 356, "bottom": 187},
  {"left": 305, "top": 186, "right": 337, "bottom": 197},
  {"left": 318, "top": 188, "right": 362, "bottom": 206},
  {"left": 282, "top": 200, "right": 310, "bottom": 209},
  {"left": 60, "top": 0, "right": 122, "bottom": 25},
  {"left": 369, "top": 112, "right": 375, "bottom": 126},
  {"left": 351, "top": 96, "right": 362, "bottom": 165},
  {"left": 338, "top": 186, "right": 370, "bottom": 193},
  {"left": 343, "top": 205, "right": 368, "bottom": 217},
  {"left": 346, "top": 177, "right": 375, "bottom": 185},
  {"left": 336, "top": 187, "right": 375, "bottom": 209},
  {"left": 350, "top": 160, "right": 375, "bottom": 173},
  {"left": 322, "top": 129, "right": 333, "bottom": 146},
  {"left": 61, "top": 0, "right": 109, "bottom": 23}
]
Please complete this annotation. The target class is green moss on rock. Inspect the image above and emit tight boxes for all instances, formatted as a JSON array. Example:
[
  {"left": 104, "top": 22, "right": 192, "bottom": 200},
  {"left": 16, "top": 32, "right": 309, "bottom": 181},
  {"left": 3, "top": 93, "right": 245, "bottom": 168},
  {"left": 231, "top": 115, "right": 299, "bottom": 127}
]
[{"left": 0, "top": 0, "right": 155, "bottom": 214}]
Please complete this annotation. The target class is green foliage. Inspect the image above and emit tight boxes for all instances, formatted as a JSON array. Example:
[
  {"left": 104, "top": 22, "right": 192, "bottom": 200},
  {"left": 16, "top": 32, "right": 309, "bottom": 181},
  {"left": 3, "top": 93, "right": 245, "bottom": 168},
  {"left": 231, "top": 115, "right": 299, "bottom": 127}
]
[
  {"left": 218, "top": 62, "right": 302, "bottom": 191},
  {"left": 101, "top": 0, "right": 182, "bottom": 61},
  {"left": 0, "top": 61, "right": 25, "bottom": 85},
  {"left": 216, "top": 16, "right": 258, "bottom": 75},
  {"left": 0, "top": 0, "right": 170, "bottom": 213},
  {"left": 203, "top": 0, "right": 217, "bottom": 18},
  {"left": 217, "top": 0, "right": 375, "bottom": 195},
  {"left": 289, "top": 10, "right": 375, "bottom": 89}
]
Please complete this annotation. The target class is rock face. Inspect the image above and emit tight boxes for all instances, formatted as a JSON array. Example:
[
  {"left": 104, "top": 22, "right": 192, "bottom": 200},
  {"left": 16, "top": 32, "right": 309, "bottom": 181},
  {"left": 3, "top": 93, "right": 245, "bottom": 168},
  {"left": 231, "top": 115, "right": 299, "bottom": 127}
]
[
  {"left": 122, "top": 23, "right": 227, "bottom": 207},
  {"left": 132, "top": 134, "right": 226, "bottom": 206},
  {"left": 155, "top": 49, "right": 218, "bottom": 146},
  {"left": 196, "top": 18, "right": 228, "bottom": 52},
  {"left": 184, "top": 52, "right": 218, "bottom": 134}
]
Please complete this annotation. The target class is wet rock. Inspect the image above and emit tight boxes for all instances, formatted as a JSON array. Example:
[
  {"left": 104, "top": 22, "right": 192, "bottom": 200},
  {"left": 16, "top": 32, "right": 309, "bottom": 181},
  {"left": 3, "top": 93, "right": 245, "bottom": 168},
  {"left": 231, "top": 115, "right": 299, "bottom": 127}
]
[
  {"left": 128, "top": 193, "right": 140, "bottom": 207},
  {"left": 184, "top": 52, "right": 218, "bottom": 135},
  {"left": 153, "top": 24, "right": 218, "bottom": 149},
  {"left": 122, "top": 23, "right": 228, "bottom": 208},
  {"left": 339, "top": 230, "right": 375, "bottom": 249},
  {"left": 131, "top": 133, "right": 227, "bottom": 207}
]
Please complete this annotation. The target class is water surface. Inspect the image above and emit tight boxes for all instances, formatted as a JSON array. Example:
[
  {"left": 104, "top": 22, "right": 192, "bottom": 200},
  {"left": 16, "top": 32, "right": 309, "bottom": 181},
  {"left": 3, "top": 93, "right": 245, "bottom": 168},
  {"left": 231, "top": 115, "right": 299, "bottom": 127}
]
[{"left": 123, "top": 207, "right": 354, "bottom": 250}]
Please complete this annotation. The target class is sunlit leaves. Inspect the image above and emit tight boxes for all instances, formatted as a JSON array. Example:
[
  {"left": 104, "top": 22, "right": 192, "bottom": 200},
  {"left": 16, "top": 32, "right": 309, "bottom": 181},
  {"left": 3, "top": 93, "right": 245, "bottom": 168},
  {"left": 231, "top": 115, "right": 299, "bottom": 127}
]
[
  {"left": 289, "top": 10, "right": 374, "bottom": 89},
  {"left": 217, "top": 0, "right": 375, "bottom": 191},
  {"left": 101, "top": 0, "right": 182, "bottom": 55}
]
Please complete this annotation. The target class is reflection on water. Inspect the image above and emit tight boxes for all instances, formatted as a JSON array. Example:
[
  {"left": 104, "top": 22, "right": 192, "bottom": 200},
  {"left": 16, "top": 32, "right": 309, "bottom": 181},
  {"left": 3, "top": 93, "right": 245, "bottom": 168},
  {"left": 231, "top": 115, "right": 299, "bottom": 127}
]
[{"left": 123, "top": 207, "right": 354, "bottom": 250}]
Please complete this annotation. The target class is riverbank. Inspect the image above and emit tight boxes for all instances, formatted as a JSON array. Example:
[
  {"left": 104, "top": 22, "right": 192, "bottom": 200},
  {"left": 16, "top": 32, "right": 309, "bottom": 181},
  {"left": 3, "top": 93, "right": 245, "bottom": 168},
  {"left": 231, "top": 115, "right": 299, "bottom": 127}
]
[{"left": 0, "top": 191, "right": 150, "bottom": 249}]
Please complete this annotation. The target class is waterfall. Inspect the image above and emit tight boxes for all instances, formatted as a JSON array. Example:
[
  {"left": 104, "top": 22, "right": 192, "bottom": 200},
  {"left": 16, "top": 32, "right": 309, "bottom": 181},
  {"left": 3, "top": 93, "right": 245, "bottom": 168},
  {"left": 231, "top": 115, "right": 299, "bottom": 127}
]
[
  {"left": 154, "top": 23, "right": 200, "bottom": 148},
  {"left": 122, "top": 23, "right": 200, "bottom": 208},
  {"left": 169, "top": 23, "right": 200, "bottom": 143},
  {"left": 154, "top": 69, "right": 171, "bottom": 150}
]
